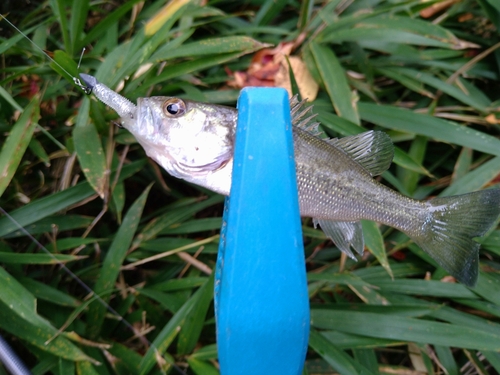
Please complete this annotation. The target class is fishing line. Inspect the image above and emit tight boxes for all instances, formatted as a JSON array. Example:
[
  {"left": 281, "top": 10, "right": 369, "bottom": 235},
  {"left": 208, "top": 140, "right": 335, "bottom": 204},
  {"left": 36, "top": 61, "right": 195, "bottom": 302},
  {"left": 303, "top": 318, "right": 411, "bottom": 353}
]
[
  {"left": 0, "top": 15, "right": 135, "bottom": 329},
  {"left": 0, "top": 14, "right": 91, "bottom": 94},
  {"left": 0, "top": 14, "right": 187, "bottom": 375},
  {"left": 0, "top": 207, "right": 188, "bottom": 375},
  {"left": 0, "top": 207, "right": 132, "bottom": 325}
]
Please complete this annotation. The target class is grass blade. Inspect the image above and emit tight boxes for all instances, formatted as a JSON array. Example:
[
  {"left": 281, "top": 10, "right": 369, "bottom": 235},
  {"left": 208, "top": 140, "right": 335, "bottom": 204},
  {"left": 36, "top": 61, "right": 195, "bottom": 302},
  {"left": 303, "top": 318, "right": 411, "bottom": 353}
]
[
  {"left": 0, "top": 252, "right": 85, "bottom": 264},
  {"left": 362, "top": 220, "right": 392, "bottom": 279},
  {"left": 86, "top": 183, "right": 152, "bottom": 338},
  {"left": 74, "top": 96, "right": 107, "bottom": 198},
  {"left": 50, "top": 0, "right": 71, "bottom": 55},
  {"left": 309, "top": 329, "right": 373, "bottom": 375},
  {"left": 434, "top": 346, "right": 459, "bottom": 375},
  {"left": 318, "top": 15, "right": 470, "bottom": 50},
  {"left": 0, "top": 182, "right": 94, "bottom": 237},
  {"left": 187, "top": 358, "right": 219, "bottom": 375},
  {"left": 150, "top": 36, "right": 271, "bottom": 62},
  {"left": 177, "top": 269, "right": 214, "bottom": 354},
  {"left": 143, "top": 50, "right": 268, "bottom": 89},
  {"left": 441, "top": 156, "right": 500, "bottom": 196},
  {"left": 69, "top": 0, "right": 89, "bottom": 55},
  {"left": 0, "top": 85, "right": 22, "bottom": 111},
  {"left": 309, "top": 42, "right": 360, "bottom": 125},
  {"left": 18, "top": 277, "right": 80, "bottom": 307},
  {"left": 397, "top": 135, "right": 427, "bottom": 196},
  {"left": 359, "top": 102, "right": 500, "bottom": 157},
  {"left": 311, "top": 310, "right": 500, "bottom": 351},
  {"left": 384, "top": 67, "right": 490, "bottom": 112},
  {"left": 82, "top": 0, "right": 143, "bottom": 46},
  {"left": 0, "top": 160, "right": 144, "bottom": 237},
  {"left": 0, "top": 95, "right": 40, "bottom": 197},
  {"left": 139, "top": 274, "right": 214, "bottom": 375},
  {"left": 0, "top": 267, "right": 95, "bottom": 363}
]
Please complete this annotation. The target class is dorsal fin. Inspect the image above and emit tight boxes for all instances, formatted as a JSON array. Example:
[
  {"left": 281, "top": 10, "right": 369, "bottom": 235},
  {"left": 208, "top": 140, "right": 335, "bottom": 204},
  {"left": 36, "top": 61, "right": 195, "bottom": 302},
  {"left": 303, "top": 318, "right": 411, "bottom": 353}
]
[
  {"left": 290, "top": 95, "right": 322, "bottom": 136},
  {"left": 328, "top": 131, "right": 394, "bottom": 176},
  {"left": 288, "top": 97, "right": 393, "bottom": 176}
]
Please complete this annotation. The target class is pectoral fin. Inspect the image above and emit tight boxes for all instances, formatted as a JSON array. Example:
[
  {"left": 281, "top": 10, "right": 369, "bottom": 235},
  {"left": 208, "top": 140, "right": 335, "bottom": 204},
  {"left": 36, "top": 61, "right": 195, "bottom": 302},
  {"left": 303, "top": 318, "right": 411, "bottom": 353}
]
[{"left": 313, "top": 219, "right": 365, "bottom": 259}]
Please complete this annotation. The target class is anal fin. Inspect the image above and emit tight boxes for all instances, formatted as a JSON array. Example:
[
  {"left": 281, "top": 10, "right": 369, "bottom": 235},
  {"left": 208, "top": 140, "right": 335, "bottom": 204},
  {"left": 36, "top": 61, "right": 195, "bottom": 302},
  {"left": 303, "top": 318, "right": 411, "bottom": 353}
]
[{"left": 314, "top": 219, "right": 365, "bottom": 259}]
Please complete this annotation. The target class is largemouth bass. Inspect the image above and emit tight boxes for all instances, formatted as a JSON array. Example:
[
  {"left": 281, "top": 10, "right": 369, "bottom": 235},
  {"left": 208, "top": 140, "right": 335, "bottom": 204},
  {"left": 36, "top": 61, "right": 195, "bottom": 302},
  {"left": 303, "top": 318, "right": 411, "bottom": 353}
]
[{"left": 80, "top": 73, "right": 500, "bottom": 287}]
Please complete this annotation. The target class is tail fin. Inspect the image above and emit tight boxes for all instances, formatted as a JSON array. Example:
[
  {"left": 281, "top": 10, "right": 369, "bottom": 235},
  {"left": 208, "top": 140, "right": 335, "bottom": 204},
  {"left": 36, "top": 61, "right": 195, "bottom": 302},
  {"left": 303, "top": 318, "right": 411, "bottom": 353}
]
[{"left": 413, "top": 189, "right": 500, "bottom": 287}]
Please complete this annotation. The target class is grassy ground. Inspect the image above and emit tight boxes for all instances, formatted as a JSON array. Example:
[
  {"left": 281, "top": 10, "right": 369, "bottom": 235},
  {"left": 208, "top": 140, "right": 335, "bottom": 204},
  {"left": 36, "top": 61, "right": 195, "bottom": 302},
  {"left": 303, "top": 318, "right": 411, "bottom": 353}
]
[{"left": 1, "top": 0, "right": 500, "bottom": 374}]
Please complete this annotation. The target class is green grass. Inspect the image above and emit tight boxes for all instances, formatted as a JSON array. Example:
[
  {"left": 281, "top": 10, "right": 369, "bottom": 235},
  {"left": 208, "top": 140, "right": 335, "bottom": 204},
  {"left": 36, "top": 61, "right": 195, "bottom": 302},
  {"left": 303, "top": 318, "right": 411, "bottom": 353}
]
[{"left": 1, "top": 0, "right": 500, "bottom": 374}]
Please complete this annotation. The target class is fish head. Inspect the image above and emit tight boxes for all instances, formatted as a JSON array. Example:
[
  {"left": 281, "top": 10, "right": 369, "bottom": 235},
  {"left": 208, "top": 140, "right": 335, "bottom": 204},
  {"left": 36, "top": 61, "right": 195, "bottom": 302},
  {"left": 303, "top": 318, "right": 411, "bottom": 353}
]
[
  {"left": 134, "top": 96, "right": 237, "bottom": 194},
  {"left": 80, "top": 74, "right": 236, "bottom": 194}
]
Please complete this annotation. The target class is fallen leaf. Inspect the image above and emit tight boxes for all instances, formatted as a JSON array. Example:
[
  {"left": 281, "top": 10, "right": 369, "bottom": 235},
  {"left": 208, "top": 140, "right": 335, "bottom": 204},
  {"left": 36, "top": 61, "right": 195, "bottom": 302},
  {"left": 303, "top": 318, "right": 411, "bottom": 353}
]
[
  {"left": 276, "top": 55, "right": 319, "bottom": 101},
  {"left": 227, "top": 42, "right": 318, "bottom": 101}
]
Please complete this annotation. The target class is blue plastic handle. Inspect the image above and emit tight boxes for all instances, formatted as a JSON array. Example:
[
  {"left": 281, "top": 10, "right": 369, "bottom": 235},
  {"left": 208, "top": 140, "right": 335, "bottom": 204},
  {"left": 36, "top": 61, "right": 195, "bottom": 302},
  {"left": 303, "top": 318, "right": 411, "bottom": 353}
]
[{"left": 215, "top": 88, "right": 310, "bottom": 375}]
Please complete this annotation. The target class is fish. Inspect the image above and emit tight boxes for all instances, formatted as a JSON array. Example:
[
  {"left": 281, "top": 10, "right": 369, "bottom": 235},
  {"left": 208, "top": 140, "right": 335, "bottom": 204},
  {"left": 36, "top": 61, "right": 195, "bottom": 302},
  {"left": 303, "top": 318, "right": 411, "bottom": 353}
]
[{"left": 79, "top": 73, "right": 500, "bottom": 287}]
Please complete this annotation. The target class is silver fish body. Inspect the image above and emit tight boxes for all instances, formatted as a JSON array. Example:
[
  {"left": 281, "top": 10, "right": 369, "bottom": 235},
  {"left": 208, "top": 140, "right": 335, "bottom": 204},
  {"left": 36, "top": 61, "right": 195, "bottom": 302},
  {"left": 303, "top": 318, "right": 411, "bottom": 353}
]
[{"left": 80, "top": 73, "right": 500, "bottom": 287}]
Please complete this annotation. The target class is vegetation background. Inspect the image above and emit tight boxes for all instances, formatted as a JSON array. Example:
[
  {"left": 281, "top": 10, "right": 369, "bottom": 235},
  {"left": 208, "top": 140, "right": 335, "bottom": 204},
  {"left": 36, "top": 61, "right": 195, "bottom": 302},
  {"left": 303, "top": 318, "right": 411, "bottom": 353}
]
[{"left": 1, "top": 0, "right": 500, "bottom": 374}]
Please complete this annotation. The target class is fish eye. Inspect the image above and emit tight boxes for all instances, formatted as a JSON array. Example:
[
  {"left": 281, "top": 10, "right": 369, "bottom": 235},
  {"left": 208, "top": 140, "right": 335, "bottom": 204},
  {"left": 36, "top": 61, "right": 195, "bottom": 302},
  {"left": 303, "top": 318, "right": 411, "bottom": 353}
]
[{"left": 162, "top": 98, "right": 186, "bottom": 117}]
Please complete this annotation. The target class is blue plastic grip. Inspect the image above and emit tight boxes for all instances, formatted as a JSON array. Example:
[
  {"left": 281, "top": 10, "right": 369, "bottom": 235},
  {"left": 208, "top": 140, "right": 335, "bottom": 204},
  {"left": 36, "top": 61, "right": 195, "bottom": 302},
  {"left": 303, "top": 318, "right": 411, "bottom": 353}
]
[{"left": 215, "top": 87, "right": 310, "bottom": 375}]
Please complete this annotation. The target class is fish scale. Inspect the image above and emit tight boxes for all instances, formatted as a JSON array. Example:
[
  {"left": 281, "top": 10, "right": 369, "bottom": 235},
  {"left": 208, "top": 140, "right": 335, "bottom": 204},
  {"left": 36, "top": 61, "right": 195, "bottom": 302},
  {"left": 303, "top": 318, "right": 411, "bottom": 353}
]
[{"left": 79, "top": 73, "right": 500, "bottom": 287}]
